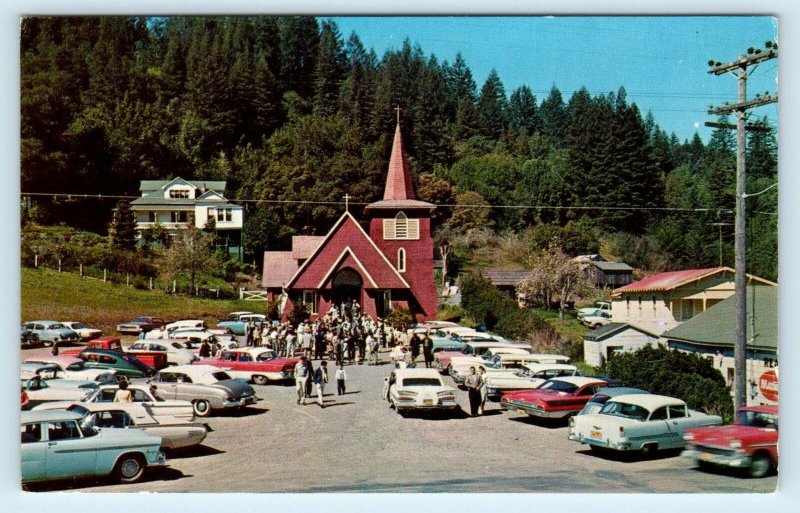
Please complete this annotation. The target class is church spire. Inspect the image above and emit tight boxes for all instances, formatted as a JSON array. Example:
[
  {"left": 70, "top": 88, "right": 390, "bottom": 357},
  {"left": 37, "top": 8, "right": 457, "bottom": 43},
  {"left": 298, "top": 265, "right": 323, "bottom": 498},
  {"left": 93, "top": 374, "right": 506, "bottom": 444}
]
[{"left": 383, "top": 122, "right": 415, "bottom": 201}]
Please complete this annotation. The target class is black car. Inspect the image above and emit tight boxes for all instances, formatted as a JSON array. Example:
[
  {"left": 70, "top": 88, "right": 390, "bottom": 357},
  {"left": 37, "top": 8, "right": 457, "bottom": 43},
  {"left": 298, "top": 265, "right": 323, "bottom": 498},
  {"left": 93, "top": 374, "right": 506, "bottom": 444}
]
[{"left": 21, "top": 328, "right": 40, "bottom": 348}]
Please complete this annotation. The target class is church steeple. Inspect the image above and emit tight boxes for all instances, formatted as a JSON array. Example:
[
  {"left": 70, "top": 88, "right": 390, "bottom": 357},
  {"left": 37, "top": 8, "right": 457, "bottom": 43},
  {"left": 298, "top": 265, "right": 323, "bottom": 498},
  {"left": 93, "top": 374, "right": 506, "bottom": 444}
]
[{"left": 383, "top": 122, "right": 415, "bottom": 201}]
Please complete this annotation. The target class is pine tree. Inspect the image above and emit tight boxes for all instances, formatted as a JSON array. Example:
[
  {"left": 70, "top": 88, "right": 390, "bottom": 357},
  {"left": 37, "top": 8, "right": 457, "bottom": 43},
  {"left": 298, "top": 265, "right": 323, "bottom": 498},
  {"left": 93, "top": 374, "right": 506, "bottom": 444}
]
[
  {"left": 313, "top": 20, "right": 347, "bottom": 116},
  {"left": 476, "top": 69, "right": 508, "bottom": 139},
  {"left": 539, "top": 86, "right": 568, "bottom": 144},
  {"left": 508, "top": 85, "right": 542, "bottom": 135},
  {"left": 109, "top": 200, "right": 137, "bottom": 250}
]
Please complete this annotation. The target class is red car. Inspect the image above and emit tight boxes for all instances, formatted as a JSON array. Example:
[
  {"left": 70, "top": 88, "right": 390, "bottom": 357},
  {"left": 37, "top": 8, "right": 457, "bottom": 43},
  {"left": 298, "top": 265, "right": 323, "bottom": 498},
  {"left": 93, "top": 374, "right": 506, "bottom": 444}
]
[
  {"left": 682, "top": 405, "right": 778, "bottom": 478},
  {"left": 200, "top": 348, "right": 300, "bottom": 385},
  {"left": 500, "top": 376, "right": 609, "bottom": 419}
]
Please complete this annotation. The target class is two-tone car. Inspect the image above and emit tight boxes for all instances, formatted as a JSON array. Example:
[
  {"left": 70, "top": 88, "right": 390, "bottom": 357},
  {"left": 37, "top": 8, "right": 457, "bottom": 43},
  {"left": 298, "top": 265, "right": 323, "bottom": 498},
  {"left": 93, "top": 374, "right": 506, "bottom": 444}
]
[
  {"left": 483, "top": 363, "right": 580, "bottom": 402},
  {"left": 61, "top": 321, "right": 102, "bottom": 342},
  {"left": 22, "top": 321, "right": 80, "bottom": 347},
  {"left": 64, "top": 402, "right": 209, "bottom": 450},
  {"left": 77, "top": 349, "right": 156, "bottom": 378},
  {"left": 434, "top": 341, "right": 530, "bottom": 375},
  {"left": 576, "top": 387, "right": 650, "bottom": 416},
  {"left": 682, "top": 405, "right": 778, "bottom": 478},
  {"left": 149, "top": 365, "right": 259, "bottom": 417},
  {"left": 200, "top": 347, "right": 299, "bottom": 385},
  {"left": 383, "top": 368, "right": 459, "bottom": 416},
  {"left": 568, "top": 393, "right": 722, "bottom": 455},
  {"left": 20, "top": 376, "right": 98, "bottom": 409},
  {"left": 22, "top": 409, "right": 166, "bottom": 485},
  {"left": 450, "top": 352, "right": 570, "bottom": 385},
  {"left": 500, "top": 376, "right": 609, "bottom": 419},
  {"left": 21, "top": 359, "right": 119, "bottom": 385},
  {"left": 33, "top": 383, "right": 195, "bottom": 420},
  {"left": 116, "top": 316, "right": 166, "bottom": 335},
  {"left": 216, "top": 312, "right": 267, "bottom": 335}
]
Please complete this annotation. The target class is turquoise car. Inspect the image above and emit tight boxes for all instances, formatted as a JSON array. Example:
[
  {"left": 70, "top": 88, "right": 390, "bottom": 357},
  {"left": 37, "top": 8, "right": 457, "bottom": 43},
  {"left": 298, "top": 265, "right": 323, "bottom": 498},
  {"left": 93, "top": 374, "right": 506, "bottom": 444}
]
[
  {"left": 21, "top": 410, "right": 166, "bottom": 485},
  {"left": 216, "top": 313, "right": 267, "bottom": 336},
  {"left": 77, "top": 349, "right": 156, "bottom": 378}
]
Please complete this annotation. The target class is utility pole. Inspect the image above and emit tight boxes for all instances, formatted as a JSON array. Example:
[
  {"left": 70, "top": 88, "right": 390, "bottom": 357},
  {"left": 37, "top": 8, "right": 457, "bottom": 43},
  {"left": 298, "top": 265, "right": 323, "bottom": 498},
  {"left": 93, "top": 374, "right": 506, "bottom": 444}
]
[{"left": 707, "top": 42, "right": 777, "bottom": 409}]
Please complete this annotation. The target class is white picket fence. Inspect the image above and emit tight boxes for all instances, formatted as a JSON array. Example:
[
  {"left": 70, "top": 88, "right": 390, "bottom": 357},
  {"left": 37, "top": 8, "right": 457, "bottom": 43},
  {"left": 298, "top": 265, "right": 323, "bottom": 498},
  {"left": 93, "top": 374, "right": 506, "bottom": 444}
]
[{"left": 240, "top": 289, "right": 268, "bottom": 301}]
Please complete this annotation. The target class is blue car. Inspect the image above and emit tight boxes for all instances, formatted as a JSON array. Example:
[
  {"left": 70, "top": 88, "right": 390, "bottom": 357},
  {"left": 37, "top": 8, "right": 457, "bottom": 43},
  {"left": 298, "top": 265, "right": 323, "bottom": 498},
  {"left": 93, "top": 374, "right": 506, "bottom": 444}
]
[
  {"left": 22, "top": 321, "right": 80, "bottom": 347},
  {"left": 21, "top": 409, "right": 166, "bottom": 485},
  {"left": 216, "top": 313, "right": 267, "bottom": 336}
]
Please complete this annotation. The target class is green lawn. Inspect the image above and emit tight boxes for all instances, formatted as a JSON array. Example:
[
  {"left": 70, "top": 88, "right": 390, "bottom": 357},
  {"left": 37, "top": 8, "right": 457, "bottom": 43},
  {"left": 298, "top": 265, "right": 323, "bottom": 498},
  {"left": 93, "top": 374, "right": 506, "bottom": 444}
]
[{"left": 21, "top": 267, "right": 263, "bottom": 334}]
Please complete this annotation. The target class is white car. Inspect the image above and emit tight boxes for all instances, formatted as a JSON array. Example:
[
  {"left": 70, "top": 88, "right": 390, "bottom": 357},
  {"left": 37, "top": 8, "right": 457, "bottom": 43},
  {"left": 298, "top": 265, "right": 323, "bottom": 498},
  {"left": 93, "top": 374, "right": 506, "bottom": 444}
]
[
  {"left": 128, "top": 340, "right": 199, "bottom": 366},
  {"left": 21, "top": 377, "right": 97, "bottom": 408},
  {"left": 577, "top": 301, "right": 611, "bottom": 319},
  {"left": 33, "top": 383, "right": 195, "bottom": 420},
  {"left": 568, "top": 394, "right": 723, "bottom": 455},
  {"left": 164, "top": 319, "right": 206, "bottom": 332},
  {"left": 580, "top": 311, "right": 612, "bottom": 329},
  {"left": 63, "top": 402, "right": 208, "bottom": 450},
  {"left": 61, "top": 321, "right": 102, "bottom": 342},
  {"left": 483, "top": 363, "right": 579, "bottom": 401},
  {"left": 21, "top": 360, "right": 118, "bottom": 385},
  {"left": 383, "top": 368, "right": 459, "bottom": 416},
  {"left": 450, "top": 352, "right": 571, "bottom": 384}
]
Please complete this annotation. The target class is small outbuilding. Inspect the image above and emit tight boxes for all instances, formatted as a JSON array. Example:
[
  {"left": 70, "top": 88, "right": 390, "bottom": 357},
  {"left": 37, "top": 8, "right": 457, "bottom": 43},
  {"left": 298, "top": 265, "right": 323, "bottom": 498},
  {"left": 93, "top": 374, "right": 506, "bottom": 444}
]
[{"left": 582, "top": 322, "right": 660, "bottom": 367}]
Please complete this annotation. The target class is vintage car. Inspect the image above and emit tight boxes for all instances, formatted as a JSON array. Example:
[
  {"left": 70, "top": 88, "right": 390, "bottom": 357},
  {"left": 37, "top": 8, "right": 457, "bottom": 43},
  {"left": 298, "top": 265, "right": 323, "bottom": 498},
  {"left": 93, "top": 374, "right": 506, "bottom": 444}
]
[
  {"left": 483, "top": 363, "right": 580, "bottom": 401},
  {"left": 448, "top": 347, "right": 532, "bottom": 381},
  {"left": 61, "top": 321, "right": 103, "bottom": 342},
  {"left": 580, "top": 311, "right": 612, "bottom": 329},
  {"left": 201, "top": 347, "right": 299, "bottom": 385},
  {"left": 216, "top": 312, "right": 267, "bottom": 335},
  {"left": 77, "top": 349, "right": 156, "bottom": 378},
  {"left": 61, "top": 337, "right": 124, "bottom": 357},
  {"left": 128, "top": 340, "right": 199, "bottom": 366},
  {"left": 21, "top": 327, "right": 40, "bottom": 348},
  {"left": 450, "top": 352, "right": 570, "bottom": 384},
  {"left": 500, "top": 376, "right": 610, "bottom": 419},
  {"left": 383, "top": 368, "right": 459, "bottom": 416},
  {"left": 21, "top": 359, "right": 119, "bottom": 384},
  {"left": 149, "top": 364, "right": 259, "bottom": 417},
  {"left": 22, "top": 320, "right": 80, "bottom": 347},
  {"left": 20, "top": 377, "right": 97, "bottom": 408},
  {"left": 577, "top": 301, "right": 611, "bottom": 319},
  {"left": 21, "top": 409, "right": 166, "bottom": 484},
  {"left": 65, "top": 402, "right": 208, "bottom": 450},
  {"left": 682, "top": 405, "right": 778, "bottom": 478},
  {"left": 116, "top": 316, "right": 166, "bottom": 335},
  {"left": 435, "top": 341, "right": 531, "bottom": 374},
  {"left": 164, "top": 319, "right": 206, "bottom": 332},
  {"left": 33, "top": 383, "right": 195, "bottom": 420},
  {"left": 568, "top": 393, "right": 723, "bottom": 455},
  {"left": 576, "top": 387, "right": 650, "bottom": 416}
]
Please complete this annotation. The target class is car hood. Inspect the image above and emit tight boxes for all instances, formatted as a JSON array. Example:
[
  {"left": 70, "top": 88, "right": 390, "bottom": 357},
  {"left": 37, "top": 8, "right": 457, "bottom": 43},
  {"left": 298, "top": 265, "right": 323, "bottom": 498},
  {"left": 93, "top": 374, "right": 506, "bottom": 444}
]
[
  {"left": 212, "top": 379, "right": 256, "bottom": 397},
  {"left": 503, "top": 389, "right": 562, "bottom": 402},
  {"left": 686, "top": 424, "right": 778, "bottom": 446}
]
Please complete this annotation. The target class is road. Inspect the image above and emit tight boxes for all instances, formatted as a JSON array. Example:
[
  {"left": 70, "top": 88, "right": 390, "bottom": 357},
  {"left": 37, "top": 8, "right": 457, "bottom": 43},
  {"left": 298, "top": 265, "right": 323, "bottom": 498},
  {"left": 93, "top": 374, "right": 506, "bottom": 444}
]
[{"left": 21, "top": 345, "right": 777, "bottom": 493}]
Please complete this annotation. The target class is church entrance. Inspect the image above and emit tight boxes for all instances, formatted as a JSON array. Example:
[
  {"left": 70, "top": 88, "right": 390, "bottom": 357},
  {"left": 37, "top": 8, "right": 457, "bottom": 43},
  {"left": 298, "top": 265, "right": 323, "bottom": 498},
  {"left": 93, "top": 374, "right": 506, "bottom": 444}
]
[{"left": 331, "top": 268, "right": 363, "bottom": 315}]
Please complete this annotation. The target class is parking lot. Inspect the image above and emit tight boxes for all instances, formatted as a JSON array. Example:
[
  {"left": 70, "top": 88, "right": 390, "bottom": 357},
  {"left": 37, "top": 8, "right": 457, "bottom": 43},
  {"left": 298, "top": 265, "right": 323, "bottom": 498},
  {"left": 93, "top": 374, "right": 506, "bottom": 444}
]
[{"left": 21, "top": 345, "right": 776, "bottom": 494}]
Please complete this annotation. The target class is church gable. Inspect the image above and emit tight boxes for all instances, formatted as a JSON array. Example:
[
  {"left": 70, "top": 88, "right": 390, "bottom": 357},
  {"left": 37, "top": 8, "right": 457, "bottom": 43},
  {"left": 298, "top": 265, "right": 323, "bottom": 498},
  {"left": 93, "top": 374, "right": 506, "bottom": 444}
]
[{"left": 288, "top": 213, "right": 409, "bottom": 290}]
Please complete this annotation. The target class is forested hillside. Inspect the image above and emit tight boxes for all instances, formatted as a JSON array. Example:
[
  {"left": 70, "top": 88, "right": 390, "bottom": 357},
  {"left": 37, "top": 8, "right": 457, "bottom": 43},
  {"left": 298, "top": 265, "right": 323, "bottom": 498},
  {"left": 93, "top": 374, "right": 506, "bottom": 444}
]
[{"left": 20, "top": 16, "right": 778, "bottom": 280}]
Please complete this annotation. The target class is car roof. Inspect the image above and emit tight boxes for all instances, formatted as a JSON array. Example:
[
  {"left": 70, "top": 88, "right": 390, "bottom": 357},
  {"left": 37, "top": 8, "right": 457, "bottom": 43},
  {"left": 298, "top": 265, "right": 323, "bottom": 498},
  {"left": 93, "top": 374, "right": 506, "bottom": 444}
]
[
  {"left": 609, "top": 394, "right": 686, "bottom": 409},
  {"left": 22, "top": 410, "right": 83, "bottom": 423},
  {"left": 523, "top": 363, "right": 577, "bottom": 371},
  {"left": 28, "top": 320, "right": 61, "bottom": 325},
  {"left": 159, "top": 364, "right": 223, "bottom": 374},
  {"left": 465, "top": 341, "right": 523, "bottom": 349},
  {"left": 592, "top": 387, "right": 650, "bottom": 398},
  {"left": 393, "top": 368, "right": 444, "bottom": 379},
  {"left": 549, "top": 376, "right": 607, "bottom": 386},
  {"left": 740, "top": 405, "right": 778, "bottom": 414}
]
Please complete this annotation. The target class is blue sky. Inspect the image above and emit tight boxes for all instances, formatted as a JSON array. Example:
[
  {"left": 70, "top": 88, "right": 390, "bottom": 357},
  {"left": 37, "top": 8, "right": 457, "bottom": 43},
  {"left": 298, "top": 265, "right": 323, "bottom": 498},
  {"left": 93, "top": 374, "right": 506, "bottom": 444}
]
[{"left": 330, "top": 16, "right": 779, "bottom": 143}]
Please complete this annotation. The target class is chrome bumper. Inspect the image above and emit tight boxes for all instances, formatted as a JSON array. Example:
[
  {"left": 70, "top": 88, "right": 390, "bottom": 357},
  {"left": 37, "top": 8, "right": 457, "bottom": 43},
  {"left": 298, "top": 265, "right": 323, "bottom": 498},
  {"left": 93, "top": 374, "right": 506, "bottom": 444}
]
[{"left": 682, "top": 447, "right": 752, "bottom": 468}]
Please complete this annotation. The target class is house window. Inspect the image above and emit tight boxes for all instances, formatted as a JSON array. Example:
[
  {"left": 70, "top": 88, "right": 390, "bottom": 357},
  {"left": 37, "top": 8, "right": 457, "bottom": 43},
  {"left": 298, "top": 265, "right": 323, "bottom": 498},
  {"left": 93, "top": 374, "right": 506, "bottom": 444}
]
[
  {"left": 217, "top": 208, "right": 232, "bottom": 222},
  {"left": 148, "top": 211, "right": 157, "bottom": 223},
  {"left": 169, "top": 189, "right": 190, "bottom": 199},
  {"left": 383, "top": 212, "right": 420, "bottom": 240},
  {"left": 302, "top": 290, "right": 318, "bottom": 315},
  {"left": 171, "top": 211, "right": 188, "bottom": 223},
  {"left": 397, "top": 248, "right": 407, "bottom": 272}
]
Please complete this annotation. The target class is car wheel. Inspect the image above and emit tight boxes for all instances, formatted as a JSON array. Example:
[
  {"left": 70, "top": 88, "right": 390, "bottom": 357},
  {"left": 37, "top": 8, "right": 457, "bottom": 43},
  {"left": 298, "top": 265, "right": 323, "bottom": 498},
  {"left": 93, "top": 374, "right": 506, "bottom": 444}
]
[
  {"left": 192, "top": 399, "right": 212, "bottom": 417},
  {"left": 640, "top": 443, "right": 658, "bottom": 458},
  {"left": 252, "top": 375, "right": 269, "bottom": 386},
  {"left": 113, "top": 454, "right": 145, "bottom": 484},
  {"left": 749, "top": 453, "right": 772, "bottom": 478}
]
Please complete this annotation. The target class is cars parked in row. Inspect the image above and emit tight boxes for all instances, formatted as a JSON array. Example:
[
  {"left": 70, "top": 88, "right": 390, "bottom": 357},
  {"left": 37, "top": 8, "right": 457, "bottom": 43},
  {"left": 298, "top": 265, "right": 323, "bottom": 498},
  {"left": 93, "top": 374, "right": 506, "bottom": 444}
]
[
  {"left": 384, "top": 368, "right": 459, "bottom": 416},
  {"left": 435, "top": 341, "right": 532, "bottom": 375},
  {"left": 21, "top": 376, "right": 97, "bottom": 408},
  {"left": 21, "top": 359, "right": 119, "bottom": 385},
  {"left": 568, "top": 394, "right": 723, "bottom": 455},
  {"left": 201, "top": 348, "right": 299, "bottom": 385},
  {"left": 682, "top": 405, "right": 778, "bottom": 478},
  {"left": 21, "top": 409, "right": 166, "bottom": 485},
  {"left": 500, "top": 376, "right": 610, "bottom": 419},
  {"left": 483, "top": 363, "right": 580, "bottom": 402},
  {"left": 149, "top": 365, "right": 260, "bottom": 417},
  {"left": 450, "top": 352, "right": 570, "bottom": 385},
  {"left": 21, "top": 321, "right": 80, "bottom": 347},
  {"left": 66, "top": 402, "right": 209, "bottom": 450}
]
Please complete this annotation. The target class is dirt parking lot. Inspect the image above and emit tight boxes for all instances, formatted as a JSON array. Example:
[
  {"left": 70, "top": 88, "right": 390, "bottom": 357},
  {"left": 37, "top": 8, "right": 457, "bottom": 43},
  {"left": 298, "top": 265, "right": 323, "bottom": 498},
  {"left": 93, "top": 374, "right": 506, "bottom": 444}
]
[{"left": 21, "top": 345, "right": 776, "bottom": 493}]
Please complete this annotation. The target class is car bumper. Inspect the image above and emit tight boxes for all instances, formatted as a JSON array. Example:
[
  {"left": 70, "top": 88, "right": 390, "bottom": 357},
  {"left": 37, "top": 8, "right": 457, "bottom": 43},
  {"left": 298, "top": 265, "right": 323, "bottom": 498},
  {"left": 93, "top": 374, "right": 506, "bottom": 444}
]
[
  {"left": 117, "top": 325, "right": 143, "bottom": 334},
  {"left": 568, "top": 430, "right": 632, "bottom": 450},
  {"left": 682, "top": 447, "right": 752, "bottom": 468},
  {"left": 222, "top": 395, "right": 259, "bottom": 408},
  {"left": 396, "top": 402, "right": 459, "bottom": 411},
  {"left": 501, "top": 400, "right": 571, "bottom": 418},
  {"left": 148, "top": 450, "right": 168, "bottom": 467}
]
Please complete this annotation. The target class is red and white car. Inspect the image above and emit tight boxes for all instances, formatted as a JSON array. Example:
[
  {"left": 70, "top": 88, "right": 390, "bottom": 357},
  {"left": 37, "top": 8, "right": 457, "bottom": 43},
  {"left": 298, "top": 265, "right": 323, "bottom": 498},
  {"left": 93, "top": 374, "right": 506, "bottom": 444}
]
[
  {"left": 500, "top": 376, "right": 609, "bottom": 419},
  {"left": 682, "top": 405, "right": 778, "bottom": 478},
  {"left": 199, "top": 348, "right": 300, "bottom": 385}
]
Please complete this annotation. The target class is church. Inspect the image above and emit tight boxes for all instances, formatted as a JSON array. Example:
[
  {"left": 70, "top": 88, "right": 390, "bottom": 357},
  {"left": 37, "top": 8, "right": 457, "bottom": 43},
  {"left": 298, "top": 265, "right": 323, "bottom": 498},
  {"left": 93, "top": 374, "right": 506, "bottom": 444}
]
[{"left": 261, "top": 122, "right": 438, "bottom": 322}]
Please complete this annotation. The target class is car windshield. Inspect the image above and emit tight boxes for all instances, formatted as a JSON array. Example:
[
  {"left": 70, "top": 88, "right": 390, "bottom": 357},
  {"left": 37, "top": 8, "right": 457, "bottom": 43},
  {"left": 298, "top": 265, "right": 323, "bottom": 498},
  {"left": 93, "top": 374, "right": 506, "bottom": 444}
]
[
  {"left": 737, "top": 410, "right": 778, "bottom": 429},
  {"left": 599, "top": 401, "right": 650, "bottom": 421},
  {"left": 211, "top": 371, "right": 232, "bottom": 381},
  {"left": 536, "top": 380, "right": 578, "bottom": 394},
  {"left": 402, "top": 378, "right": 442, "bottom": 387},
  {"left": 71, "top": 323, "right": 86, "bottom": 329},
  {"left": 587, "top": 395, "right": 611, "bottom": 405}
]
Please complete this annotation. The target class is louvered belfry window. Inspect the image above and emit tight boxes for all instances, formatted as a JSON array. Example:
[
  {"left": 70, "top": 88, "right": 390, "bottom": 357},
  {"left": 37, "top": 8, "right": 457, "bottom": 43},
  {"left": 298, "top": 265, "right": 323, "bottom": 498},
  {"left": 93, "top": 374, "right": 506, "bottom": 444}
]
[{"left": 383, "top": 212, "right": 419, "bottom": 240}]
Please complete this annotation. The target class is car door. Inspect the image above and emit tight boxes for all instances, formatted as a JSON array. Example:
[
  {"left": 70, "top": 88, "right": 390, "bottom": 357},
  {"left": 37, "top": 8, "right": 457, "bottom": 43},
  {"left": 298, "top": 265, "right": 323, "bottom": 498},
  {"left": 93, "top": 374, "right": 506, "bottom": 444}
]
[
  {"left": 664, "top": 404, "right": 692, "bottom": 448},
  {"left": 44, "top": 420, "right": 97, "bottom": 480},
  {"left": 646, "top": 406, "right": 673, "bottom": 446},
  {"left": 153, "top": 372, "right": 180, "bottom": 400},
  {"left": 21, "top": 422, "right": 47, "bottom": 482}
]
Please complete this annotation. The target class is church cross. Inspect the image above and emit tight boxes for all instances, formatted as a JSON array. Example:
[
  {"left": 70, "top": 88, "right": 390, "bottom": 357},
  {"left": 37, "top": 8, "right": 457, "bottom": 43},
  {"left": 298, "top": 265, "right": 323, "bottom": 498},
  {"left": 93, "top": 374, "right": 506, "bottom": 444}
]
[
  {"left": 344, "top": 193, "right": 350, "bottom": 213},
  {"left": 394, "top": 105, "right": 402, "bottom": 124}
]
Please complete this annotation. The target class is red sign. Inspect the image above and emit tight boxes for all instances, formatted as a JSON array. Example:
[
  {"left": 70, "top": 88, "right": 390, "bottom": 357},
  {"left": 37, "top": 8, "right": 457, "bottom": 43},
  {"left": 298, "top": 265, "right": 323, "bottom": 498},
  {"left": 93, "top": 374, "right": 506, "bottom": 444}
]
[{"left": 758, "top": 370, "right": 779, "bottom": 403}]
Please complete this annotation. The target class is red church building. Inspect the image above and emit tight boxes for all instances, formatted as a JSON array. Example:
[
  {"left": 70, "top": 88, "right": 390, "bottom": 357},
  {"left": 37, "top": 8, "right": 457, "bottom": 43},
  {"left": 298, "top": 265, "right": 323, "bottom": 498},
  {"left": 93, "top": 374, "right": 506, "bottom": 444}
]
[{"left": 262, "top": 123, "right": 438, "bottom": 322}]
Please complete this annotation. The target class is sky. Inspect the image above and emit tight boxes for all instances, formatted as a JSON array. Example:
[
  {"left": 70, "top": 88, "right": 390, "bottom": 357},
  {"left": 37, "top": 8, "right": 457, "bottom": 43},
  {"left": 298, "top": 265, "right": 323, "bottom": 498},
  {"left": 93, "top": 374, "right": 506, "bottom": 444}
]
[{"left": 330, "top": 16, "right": 779, "bottom": 143}]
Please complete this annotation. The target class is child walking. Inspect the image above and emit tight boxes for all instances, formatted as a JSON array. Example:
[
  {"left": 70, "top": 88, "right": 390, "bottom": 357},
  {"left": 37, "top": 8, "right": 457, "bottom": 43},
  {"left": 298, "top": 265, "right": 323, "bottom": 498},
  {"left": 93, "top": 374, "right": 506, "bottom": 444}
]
[{"left": 335, "top": 363, "right": 347, "bottom": 395}]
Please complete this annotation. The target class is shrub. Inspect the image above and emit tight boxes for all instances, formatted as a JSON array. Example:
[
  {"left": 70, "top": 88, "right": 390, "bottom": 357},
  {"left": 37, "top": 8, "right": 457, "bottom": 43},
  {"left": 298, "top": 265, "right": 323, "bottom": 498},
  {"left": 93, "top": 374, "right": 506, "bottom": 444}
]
[{"left": 385, "top": 307, "right": 414, "bottom": 332}]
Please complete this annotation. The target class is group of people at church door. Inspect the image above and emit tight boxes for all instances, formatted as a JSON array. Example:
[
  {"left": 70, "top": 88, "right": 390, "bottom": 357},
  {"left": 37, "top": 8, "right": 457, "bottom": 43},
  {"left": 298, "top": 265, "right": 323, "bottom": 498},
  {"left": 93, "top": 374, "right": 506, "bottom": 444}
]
[{"left": 463, "top": 366, "right": 487, "bottom": 417}]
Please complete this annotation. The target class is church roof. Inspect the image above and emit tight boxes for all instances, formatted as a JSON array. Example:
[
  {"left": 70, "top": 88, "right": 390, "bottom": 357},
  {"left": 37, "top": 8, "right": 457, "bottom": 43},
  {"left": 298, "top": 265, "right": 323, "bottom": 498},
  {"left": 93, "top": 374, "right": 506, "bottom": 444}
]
[
  {"left": 365, "top": 123, "right": 434, "bottom": 212},
  {"left": 261, "top": 252, "right": 299, "bottom": 288},
  {"left": 286, "top": 212, "right": 410, "bottom": 290}
]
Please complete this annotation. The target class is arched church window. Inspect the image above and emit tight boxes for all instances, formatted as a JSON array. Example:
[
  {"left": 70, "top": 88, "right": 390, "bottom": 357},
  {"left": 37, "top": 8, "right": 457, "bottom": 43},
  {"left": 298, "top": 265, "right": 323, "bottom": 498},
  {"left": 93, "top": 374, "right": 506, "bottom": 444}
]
[
  {"left": 394, "top": 212, "right": 408, "bottom": 238},
  {"left": 383, "top": 211, "right": 420, "bottom": 240},
  {"left": 397, "top": 248, "right": 407, "bottom": 272}
]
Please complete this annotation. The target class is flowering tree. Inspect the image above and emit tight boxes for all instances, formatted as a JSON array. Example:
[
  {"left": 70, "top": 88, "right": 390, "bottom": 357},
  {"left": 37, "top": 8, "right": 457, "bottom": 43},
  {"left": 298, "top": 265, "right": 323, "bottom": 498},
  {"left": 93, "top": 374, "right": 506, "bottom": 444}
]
[{"left": 517, "top": 245, "right": 593, "bottom": 318}]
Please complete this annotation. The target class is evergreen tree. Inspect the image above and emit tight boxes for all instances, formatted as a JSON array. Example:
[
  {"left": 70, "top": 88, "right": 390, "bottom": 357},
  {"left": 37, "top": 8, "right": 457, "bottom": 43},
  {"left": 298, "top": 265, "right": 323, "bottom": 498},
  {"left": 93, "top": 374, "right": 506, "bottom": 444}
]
[
  {"left": 539, "top": 86, "right": 568, "bottom": 144},
  {"left": 313, "top": 20, "right": 347, "bottom": 116},
  {"left": 476, "top": 69, "right": 508, "bottom": 139},
  {"left": 508, "top": 85, "right": 542, "bottom": 135},
  {"left": 109, "top": 200, "right": 137, "bottom": 250}
]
